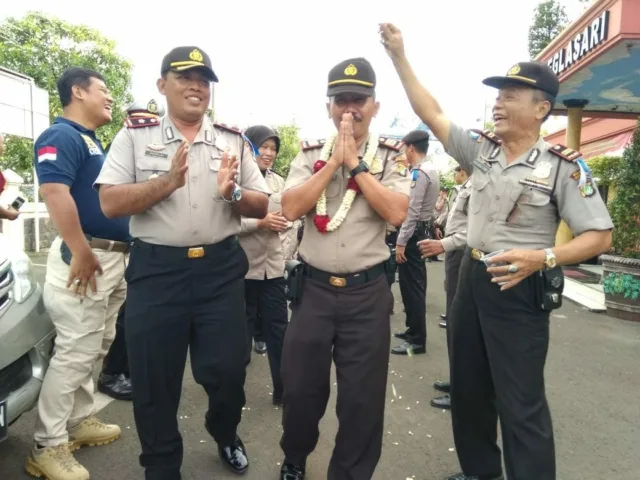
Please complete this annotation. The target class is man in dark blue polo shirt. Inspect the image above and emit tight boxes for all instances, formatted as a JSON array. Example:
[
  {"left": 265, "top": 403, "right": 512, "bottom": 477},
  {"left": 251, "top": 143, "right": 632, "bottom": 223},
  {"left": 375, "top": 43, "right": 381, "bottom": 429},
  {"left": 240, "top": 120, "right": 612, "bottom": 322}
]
[{"left": 26, "top": 68, "right": 130, "bottom": 480}]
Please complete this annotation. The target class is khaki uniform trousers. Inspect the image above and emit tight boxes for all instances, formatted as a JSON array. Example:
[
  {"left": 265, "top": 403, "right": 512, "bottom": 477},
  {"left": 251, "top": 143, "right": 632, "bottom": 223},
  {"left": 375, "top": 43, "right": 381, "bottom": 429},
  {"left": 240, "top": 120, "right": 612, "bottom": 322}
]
[{"left": 34, "top": 236, "right": 127, "bottom": 447}]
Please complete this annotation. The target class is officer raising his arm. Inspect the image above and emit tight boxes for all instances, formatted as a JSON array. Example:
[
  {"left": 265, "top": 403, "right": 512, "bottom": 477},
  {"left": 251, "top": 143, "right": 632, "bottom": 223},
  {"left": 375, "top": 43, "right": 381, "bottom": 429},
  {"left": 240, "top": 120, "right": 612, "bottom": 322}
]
[
  {"left": 381, "top": 24, "right": 613, "bottom": 480},
  {"left": 392, "top": 129, "right": 439, "bottom": 356},
  {"left": 278, "top": 57, "right": 410, "bottom": 480},
  {"left": 94, "top": 47, "right": 269, "bottom": 480}
]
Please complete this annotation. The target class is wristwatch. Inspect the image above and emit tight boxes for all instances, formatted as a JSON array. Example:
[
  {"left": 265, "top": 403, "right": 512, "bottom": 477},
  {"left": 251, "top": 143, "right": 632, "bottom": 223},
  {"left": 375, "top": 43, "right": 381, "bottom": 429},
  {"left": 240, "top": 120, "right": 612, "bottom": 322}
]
[
  {"left": 350, "top": 160, "right": 369, "bottom": 178},
  {"left": 543, "top": 248, "right": 557, "bottom": 270},
  {"left": 223, "top": 184, "right": 242, "bottom": 203}
]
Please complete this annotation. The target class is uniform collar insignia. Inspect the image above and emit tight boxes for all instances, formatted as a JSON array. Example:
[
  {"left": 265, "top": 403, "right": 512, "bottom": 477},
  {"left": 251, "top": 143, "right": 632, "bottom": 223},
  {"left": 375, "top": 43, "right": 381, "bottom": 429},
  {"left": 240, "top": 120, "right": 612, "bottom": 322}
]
[
  {"left": 204, "top": 129, "right": 213, "bottom": 144},
  {"left": 526, "top": 148, "right": 541, "bottom": 166},
  {"left": 164, "top": 126, "right": 175, "bottom": 142}
]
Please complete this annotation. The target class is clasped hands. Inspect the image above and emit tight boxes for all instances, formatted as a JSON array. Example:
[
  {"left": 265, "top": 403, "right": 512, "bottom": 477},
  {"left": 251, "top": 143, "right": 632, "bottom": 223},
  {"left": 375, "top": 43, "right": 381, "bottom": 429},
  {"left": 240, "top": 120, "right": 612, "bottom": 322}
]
[{"left": 329, "top": 113, "right": 359, "bottom": 170}]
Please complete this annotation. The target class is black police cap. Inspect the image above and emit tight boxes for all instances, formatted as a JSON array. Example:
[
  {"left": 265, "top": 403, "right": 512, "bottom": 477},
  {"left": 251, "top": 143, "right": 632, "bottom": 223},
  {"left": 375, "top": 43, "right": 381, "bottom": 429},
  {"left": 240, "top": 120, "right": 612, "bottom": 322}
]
[
  {"left": 327, "top": 57, "right": 376, "bottom": 97},
  {"left": 402, "top": 130, "right": 430, "bottom": 145},
  {"left": 483, "top": 61, "right": 559, "bottom": 98},
  {"left": 161, "top": 46, "right": 218, "bottom": 82}
]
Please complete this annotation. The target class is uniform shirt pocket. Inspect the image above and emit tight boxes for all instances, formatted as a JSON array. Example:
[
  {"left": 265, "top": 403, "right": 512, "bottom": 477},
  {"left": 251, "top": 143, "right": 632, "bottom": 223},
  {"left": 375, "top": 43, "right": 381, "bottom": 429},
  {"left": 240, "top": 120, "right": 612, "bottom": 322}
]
[
  {"left": 135, "top": 157, "right": 171, "bottom": 183},
  {"left": 507, "top": 186, "right": 552, "bottom": 227},
  {"left": 469, "top": 175, "right": 489, "bottom": 214},
  {"left": 455, "top": 189, "right": 471, "bottom": 213}
]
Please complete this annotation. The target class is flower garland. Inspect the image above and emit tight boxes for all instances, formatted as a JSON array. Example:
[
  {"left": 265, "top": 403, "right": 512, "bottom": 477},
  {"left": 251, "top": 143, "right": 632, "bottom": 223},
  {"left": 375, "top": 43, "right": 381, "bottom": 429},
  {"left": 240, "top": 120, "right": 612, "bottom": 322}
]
[{"left": 313, "top": 132, "right": 378, "bottom": 233}]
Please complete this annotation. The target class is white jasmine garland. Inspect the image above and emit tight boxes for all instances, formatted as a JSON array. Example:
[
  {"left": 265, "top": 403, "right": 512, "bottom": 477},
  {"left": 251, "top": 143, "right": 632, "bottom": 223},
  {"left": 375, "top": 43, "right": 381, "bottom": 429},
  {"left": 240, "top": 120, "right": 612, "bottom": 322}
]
[{"left": 314, "top": 132, "right": 378, "bottom": 233}]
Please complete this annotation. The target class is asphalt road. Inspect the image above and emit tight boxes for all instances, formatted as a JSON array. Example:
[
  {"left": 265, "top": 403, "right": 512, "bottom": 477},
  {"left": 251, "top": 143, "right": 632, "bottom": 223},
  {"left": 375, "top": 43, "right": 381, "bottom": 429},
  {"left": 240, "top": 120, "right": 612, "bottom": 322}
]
[{"left": 0, "top": 256, "right": 639, "bottom": 479}]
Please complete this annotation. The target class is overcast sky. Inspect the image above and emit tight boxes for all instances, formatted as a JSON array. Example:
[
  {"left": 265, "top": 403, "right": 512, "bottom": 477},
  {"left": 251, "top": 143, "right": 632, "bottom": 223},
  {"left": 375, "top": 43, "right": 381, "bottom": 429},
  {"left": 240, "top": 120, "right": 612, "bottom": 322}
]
[{"left": 2, "top": 0, "right": 587, "bottom": 139}]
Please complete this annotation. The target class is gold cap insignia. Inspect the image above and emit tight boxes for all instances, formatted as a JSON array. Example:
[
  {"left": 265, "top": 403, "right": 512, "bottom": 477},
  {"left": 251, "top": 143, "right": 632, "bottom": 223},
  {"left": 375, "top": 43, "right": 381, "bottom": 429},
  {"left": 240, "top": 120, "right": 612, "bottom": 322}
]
[
  {"left": 189, "top": 49, "right": 204, "bottom": 62},
  {"left": 344, "top": 64, "right": 358, "bottom": 76},
  {"left": 147, "top": 100, "right": 158, "bottom": 114},
  {"left": 507, "top": 64, "right": 521, "bottom": 76}
]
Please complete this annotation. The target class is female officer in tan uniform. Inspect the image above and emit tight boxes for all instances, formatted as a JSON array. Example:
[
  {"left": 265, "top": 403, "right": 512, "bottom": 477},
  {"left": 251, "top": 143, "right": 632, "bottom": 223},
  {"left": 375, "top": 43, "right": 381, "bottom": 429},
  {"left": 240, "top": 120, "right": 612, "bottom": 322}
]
[{"left": 239, "top": 125, "right": 289, "bottom": 406}]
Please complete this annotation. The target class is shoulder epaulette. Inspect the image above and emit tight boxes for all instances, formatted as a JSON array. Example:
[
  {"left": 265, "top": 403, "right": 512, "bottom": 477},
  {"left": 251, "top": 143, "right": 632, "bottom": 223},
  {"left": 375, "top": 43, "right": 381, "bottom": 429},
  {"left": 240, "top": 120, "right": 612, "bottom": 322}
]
[
  {"left": 125, "top": 116, "right": 160, "bottom": 129},
  {"left": 378, "top": 137, "right": 402, "bottom": 151},
  {"left": 470, "top": 129, "right": 502, "bottom": 146},
  {"left": 214, "top": 123, "right": 243, "bottom": 135},
  {"left": 548, "top": 144, "right": 581, "bottom": 162},
  {"left": 300, "top": 139, "right": 326, "bottom": 151}
]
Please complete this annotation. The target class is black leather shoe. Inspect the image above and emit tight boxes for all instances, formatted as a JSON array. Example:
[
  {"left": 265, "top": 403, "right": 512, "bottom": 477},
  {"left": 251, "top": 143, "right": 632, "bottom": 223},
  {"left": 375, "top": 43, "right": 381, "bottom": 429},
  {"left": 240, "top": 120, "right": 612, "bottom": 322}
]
[
  {"left": 254, "top": 341, "right": 267, "bottom": 354},
  {"left": 433, "top": 380, "right": 450, "bottom": 393},
  {"left": 97, "top": 373, "right": 132, "bottom": 401},
  {"left": 273, "top": 393, "right": 283, "bottom": 407},
  {"left": 393, "top": 331, "right": 410, "bottom": 340},
  {"left": 218, "top": 436, "right": 249, "bottom": 474},
  {"left": 391, "top": 341, "right": 426, "bottom": 355},
  {"left": 430, "top": 394, "right": 451, "bottom": 409},
  {"left": 445, "top": 473, "right": 504, "bottom": 480},
  {"left": 280, "top": 462, "right": 305, "bottom": 480}
]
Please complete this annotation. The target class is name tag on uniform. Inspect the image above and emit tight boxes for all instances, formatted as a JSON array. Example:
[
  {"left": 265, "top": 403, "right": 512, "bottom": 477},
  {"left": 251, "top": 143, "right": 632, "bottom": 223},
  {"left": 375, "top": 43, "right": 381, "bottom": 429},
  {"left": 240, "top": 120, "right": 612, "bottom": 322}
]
[
  {"left": 144, "top": 150, "right": 168, "bottom": 159},
  {"left": 472, "top": 158, "right": 491, "bottom": 173},
  {"left": 519, "top": 178, "right": 553, "bottom": 194}
]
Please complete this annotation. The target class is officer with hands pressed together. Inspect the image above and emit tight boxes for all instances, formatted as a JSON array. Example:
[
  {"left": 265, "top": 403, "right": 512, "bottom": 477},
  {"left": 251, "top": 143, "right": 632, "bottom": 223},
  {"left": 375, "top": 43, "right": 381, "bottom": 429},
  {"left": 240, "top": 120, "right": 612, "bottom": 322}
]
[
  {"left": 392, "top": 129, "right": 439, "bottom": 356},
  {"left": 278, "top": 57, "right": 411, "bottom": 480},
  {"left": 381, "top": 23, "right": 613, "bottom": 480},
  {"left": 95, "top": 46, "right": 269, "bottom": 480}
]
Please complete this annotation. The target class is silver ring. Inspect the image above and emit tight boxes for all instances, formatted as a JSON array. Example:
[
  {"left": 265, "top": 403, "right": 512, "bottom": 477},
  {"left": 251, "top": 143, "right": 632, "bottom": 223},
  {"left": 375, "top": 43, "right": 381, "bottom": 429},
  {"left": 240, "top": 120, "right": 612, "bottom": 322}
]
[
  {"left": 74, "top": 278, "right": 81, "bottom": 285},
  {"left": 508, "top": 265, "right": 519, "bottom": 274}
]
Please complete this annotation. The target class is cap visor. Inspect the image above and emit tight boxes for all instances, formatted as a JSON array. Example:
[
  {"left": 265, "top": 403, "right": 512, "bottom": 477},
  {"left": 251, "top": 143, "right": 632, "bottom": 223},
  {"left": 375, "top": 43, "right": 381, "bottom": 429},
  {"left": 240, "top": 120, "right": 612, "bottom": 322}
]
[
  {"left": 171, "top": 65, "right": 218, "bottom": 82},
  {"left": 482, "top": 76, "right": 538, "bottom": 91},
  {"left": 327, "top": 84, "right": 374, "bottom": 97}
]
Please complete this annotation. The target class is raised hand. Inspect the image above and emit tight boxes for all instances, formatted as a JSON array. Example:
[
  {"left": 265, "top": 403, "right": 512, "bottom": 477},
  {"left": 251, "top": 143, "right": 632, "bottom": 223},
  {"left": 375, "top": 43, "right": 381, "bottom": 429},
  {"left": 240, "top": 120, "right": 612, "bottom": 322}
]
[
  {"left": 168, "top": 140, "right": 189, "bottom": 189},
  {"left": 379, "top": 23, "right": 405, "bottom": 59},
  {"left": 218, "top": 152, "right": 239, "bottom": 199}
]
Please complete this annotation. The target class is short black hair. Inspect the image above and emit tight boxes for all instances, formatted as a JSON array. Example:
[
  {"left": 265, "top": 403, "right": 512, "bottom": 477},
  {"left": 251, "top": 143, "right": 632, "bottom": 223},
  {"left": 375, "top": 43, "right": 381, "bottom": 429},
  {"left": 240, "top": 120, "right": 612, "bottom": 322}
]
[
  {"left": 533, "top": 89, "right": 555, "bottom": 122},
  {"left": 411, "top": 139, "right": 429, "bottom": 154},
  {"left": 57, "top": 67, "right": 105, "bottom": 107}
]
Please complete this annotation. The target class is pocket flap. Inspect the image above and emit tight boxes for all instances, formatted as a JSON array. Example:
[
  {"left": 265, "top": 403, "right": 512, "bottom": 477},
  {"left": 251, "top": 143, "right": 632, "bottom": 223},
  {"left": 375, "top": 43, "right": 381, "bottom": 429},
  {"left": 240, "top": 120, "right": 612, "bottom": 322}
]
[{"left": 136, "top": 157, "right": 170, "bottom": 172}]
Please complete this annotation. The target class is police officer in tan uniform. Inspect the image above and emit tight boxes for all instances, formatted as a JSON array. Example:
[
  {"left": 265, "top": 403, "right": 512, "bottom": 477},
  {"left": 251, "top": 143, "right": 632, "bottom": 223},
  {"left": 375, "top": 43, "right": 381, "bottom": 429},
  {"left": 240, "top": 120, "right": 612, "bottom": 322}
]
[
  {"left": 277, "top": 57, "right": 411, "bottom": 480},
  {"left": 419, "top": 170, "right": 471, "bottom": 411},
  {"left": 382, "top": 24, "right": 614, "bottom": 480},
  {"left": 99, "top": 98, "right": 166, "bottom": 402},
  {"left": 94, "top": 46, "right": 269, "bottom": 480},
  {"left": 239, "top": 125, "right": 289, "bottom": 406},
  {"left": 392, "top": 129, "right": 439, "bottom": 356}
]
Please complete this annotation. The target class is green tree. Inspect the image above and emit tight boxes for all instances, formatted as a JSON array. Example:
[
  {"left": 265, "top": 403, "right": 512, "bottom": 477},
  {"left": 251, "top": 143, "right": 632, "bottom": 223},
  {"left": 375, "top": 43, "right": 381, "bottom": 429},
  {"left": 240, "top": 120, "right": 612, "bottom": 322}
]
[
  {"left": 607, "top": 119, "right": 640, "bottom": 258},
  {"left": 528, "top": 0, "right": 569, "bottom": 58},
  {"left": 0, "top": 12, "right": 134, "bottom": 177},
  {"left": 484, "top": 121, "right": 495, "bottom": 132},
  {"left": 439, "top": 169, "right": 455, "bottom": 191},
  {"left": 272, "top": 124, "right": 300, "bottom": 179}
]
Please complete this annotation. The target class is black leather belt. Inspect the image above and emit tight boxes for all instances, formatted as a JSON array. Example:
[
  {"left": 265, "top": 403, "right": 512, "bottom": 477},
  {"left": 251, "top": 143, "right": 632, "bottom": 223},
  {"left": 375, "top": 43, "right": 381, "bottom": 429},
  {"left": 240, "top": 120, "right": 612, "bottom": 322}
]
[
  {"left": 133, "top": 236, "right": 238, "bottom": 259},
  {"left": 304, "top": 262, "right": 386, "bottom": 288}
]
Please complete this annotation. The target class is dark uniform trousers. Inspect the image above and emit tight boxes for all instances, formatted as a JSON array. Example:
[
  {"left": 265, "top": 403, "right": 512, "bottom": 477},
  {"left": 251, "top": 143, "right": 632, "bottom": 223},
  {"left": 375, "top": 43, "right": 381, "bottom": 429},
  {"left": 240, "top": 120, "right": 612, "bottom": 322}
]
[
  {"left": 125, "top": 236, "right": 249, "bottom": 480},
  {"left": 450, "top": 249, "right": 555, "bottom": 480},
  {"left": 444, "top": 249, "right": 464, "bottom": 357},
  {"left": 398, "top": 236, "right": 427, "bottom": 345},
  {"left": 102, "top": 300, "right": 128, "bottom": 375},
  {"left": 244, "top": 277, "right": 288, "bottom": 397},
  {"left": 280, "top": 271, "right": 393, "bottom": 480}
]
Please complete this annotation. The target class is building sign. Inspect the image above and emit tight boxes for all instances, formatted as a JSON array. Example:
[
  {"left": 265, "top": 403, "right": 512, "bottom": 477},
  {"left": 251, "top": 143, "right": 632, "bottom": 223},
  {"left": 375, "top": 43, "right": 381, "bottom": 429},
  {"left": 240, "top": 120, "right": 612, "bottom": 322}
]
[{"left": 547, "top": 10, "right": 610, "bottom": 75}]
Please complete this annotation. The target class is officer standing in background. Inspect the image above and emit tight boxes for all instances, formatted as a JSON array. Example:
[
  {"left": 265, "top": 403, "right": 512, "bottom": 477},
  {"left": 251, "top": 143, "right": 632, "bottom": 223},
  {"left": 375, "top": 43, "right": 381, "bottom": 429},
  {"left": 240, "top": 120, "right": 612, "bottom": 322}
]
[
  {"left": 392, "top": 129, "right": 439, "bottom": 356},
  {"left": 436, "top": 165, "right": 467, "bottom": 329},
  {"left": 382, "top": 23, "right": 613, "bottom": 480},
  {"left": 94, "top": 46, "right": 269, "bottom": 479},
  {"left": 98, "top": 98, "right": 165, "bottom": 402},
  {"left": 239, "top": 124, "right": 289, "bottom": 406},
  {"left": 278, "top": 57, "right": 411, "bottom": 480},
  {"left": 0, "top": 133, "right": 21, "bottom": 221},
  {"left": 418, "top": 168, "right": 470, "bottom": 410}
]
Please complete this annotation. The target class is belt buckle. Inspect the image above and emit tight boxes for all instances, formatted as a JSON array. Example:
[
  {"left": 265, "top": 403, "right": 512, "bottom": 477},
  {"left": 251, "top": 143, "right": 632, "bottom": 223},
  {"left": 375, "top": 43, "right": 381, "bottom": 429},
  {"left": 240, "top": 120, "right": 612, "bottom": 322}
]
[
  {"left": 471, "top": 249, "right": 483, "bottom": 261},
  {"left": 329, "top": 276, "right": 347, "bottom": 287},
  {"left": 188, "top": 247, "right": 205, "bottom": 259}
]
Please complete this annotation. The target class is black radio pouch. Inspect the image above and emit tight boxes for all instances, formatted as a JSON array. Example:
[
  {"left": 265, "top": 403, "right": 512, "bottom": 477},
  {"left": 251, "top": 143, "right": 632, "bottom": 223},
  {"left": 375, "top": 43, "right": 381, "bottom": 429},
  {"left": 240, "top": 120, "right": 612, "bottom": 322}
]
[
  {"left": 60, "top": 240, "right": 73, "bottom": 266},
  {"left": 385, "top": 246, "right": 397, "bottom": 285},
  {"left": 536, "top": 266, "right": 565, "bottom": 311},
  {"left": 284, "top": 260, "right": 305, "bottom": 304}
]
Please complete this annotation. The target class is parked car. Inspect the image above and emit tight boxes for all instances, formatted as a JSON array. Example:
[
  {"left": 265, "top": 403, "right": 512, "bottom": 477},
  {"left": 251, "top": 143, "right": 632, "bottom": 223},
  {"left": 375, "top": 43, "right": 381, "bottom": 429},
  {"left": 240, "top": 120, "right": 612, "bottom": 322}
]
[{"left": 0, "top": 233, "right": 54, "bottom": 443}]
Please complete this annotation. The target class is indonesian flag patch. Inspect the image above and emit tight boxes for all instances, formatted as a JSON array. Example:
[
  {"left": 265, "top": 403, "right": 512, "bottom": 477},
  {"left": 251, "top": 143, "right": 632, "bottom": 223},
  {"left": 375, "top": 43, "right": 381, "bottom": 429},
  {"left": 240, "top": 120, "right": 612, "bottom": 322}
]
[{"left": 37, "top": 146, "right": 57, "bottom": 162}]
